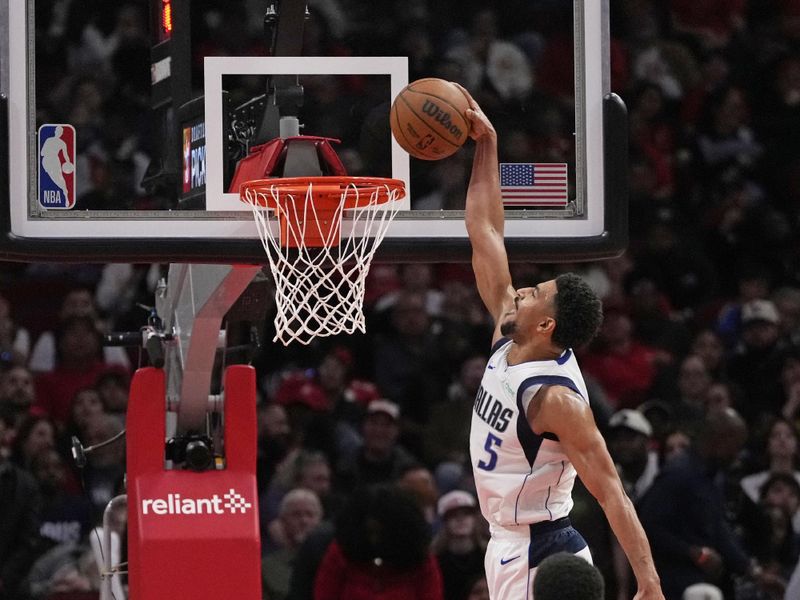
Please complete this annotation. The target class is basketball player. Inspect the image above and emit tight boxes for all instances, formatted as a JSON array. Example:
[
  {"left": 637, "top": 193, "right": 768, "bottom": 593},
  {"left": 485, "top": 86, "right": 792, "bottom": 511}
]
[{"left": 458, "top": 84, "right": 664, "bottom": 600}]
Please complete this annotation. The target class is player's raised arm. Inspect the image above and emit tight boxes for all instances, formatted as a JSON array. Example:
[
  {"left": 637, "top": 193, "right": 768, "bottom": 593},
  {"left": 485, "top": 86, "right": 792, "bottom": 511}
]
[
  {"left": 531, "top": 387, "right": 665, "bottom": 600},
  {"left": 457, "top": 85, "right": 515, "bottom": 335}
]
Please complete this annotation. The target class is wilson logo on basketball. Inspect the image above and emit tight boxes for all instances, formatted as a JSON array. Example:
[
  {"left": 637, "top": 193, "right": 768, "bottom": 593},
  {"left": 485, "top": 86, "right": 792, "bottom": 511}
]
[{"left": 422, "top": 100, "right": 464, "bottom": 140}]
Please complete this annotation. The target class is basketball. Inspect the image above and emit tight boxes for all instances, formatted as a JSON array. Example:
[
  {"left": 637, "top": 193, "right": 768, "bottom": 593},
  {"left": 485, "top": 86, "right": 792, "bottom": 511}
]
[
  {"left": 390, "top": 78, "right": 471, "bottom": 160},
  {"left": 62, "top": 161, "right": 74, "bottom": 174}
]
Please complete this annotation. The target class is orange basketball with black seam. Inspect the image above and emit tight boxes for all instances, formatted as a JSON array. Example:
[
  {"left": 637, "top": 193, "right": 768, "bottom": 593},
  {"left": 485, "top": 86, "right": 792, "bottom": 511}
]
[{"left": 390, "top": 78, "right": 471, "bottom": 160}]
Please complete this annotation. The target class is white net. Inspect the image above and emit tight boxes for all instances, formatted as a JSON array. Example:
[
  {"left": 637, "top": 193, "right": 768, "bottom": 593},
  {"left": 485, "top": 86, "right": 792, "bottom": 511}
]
[{"left": 243, "top": 179, "right": 402, "bottom": 346}]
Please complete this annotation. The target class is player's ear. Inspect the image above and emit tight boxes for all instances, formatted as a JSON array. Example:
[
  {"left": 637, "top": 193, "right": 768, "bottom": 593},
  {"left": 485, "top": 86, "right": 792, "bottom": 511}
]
[{"left": 538, "top": 316, "right": 556, "bottom": 333}]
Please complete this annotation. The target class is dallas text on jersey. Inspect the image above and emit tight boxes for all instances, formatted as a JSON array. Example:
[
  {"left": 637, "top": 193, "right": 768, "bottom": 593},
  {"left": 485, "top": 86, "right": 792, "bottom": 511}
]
[{"left": 473, "top": 385, "right": 513, "bottom": 432}]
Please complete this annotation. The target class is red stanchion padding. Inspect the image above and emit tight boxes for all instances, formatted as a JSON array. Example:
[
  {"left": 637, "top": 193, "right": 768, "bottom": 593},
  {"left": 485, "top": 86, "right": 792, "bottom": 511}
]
[{"left": 127, "top": 366, "right": 261, "bottom": 600}]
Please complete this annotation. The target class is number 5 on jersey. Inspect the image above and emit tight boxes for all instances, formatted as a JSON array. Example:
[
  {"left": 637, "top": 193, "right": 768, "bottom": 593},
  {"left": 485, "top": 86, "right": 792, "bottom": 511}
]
[{"left": 477, "top": 433, "right": 502, "bottom": 471}]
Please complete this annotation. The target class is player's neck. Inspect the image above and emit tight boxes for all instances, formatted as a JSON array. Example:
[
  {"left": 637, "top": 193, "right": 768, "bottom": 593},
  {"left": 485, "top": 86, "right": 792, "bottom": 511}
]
[{"left": 507, "top": 339, "right": 563, "bottom": 365}]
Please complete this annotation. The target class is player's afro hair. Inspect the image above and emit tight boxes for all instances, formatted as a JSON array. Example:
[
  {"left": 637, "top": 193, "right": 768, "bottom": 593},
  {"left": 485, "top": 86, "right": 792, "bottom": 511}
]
[
  {"left": 533, "top": 552, "right": 604, "bottom": 600},
  {"left": 552, "top": 273, "right": 603, "bottom": 350}
]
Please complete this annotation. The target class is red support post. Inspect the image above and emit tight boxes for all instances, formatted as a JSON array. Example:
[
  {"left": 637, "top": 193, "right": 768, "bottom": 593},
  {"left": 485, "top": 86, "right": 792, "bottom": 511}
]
[{"left": 127, "top": 365, "right": 261, "bottom": 599}]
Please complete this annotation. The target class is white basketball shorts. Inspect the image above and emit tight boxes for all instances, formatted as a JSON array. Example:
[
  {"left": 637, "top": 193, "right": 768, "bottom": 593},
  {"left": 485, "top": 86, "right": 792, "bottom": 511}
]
[{"left": 484, "top": 517, "right": 593, "bottom": 600}]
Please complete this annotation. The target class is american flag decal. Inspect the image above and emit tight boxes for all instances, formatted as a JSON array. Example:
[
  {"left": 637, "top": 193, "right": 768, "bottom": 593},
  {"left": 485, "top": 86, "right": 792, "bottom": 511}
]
[{"left": 499, "top": 163, "right": 568, "bottom": 206}]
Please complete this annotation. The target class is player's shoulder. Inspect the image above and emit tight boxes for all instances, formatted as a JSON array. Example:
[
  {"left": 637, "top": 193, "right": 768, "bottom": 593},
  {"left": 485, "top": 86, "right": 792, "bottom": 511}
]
[{"left": 535, "top": 383, "right": 589, "bottom": 417}]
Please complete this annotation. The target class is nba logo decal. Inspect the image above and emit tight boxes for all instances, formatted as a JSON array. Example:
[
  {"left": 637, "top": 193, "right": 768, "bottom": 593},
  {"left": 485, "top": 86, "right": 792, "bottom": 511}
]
[{"left": 38, "top": 124, "right": 76, "bottom": 209}]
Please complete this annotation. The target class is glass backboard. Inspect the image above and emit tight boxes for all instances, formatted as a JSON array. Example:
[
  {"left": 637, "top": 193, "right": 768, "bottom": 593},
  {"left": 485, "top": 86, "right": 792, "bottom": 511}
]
[{"left": 0, "top": 0, "right": 626, "bottom": 263}]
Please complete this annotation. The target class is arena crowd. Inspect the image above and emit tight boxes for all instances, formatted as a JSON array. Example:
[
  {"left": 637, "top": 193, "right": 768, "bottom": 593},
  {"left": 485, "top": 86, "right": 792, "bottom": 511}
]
[{"left": 3, "top": 1, "right": 800, "bottom": 599}]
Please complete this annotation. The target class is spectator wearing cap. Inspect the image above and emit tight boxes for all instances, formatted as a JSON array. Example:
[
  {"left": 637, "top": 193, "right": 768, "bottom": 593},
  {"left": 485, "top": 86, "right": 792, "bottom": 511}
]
[
  {"left": 335, "top": 399, "right": 418, "bottom": 493},
  {"left": 607, "top": 409, "right": 659, "bottom": 504},
  {"left": 606, "top": 409, "right": 660, "bottom": 599},
  {"left": 728, "top": 299, "right": 787, "bottom": 422},
  {"left": 432, "top": 490, "right": 487, "bottom": 600}
]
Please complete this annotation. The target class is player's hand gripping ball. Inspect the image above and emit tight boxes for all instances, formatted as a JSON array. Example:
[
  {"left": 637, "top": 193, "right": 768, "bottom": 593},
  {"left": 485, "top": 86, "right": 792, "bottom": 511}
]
[{"left": 390, "top": 78, "right": 471, "bottom": 160}]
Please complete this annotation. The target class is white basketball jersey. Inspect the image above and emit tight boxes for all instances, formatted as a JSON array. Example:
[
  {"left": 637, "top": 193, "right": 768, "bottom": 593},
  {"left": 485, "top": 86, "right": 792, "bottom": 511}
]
[{"left": 470, "top": 338, "right": 590, "bottom": 528}]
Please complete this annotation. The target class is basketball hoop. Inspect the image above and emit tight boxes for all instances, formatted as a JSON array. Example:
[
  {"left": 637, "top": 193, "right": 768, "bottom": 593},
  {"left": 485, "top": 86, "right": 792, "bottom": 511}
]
[{"left": 241, "top": 176, "right": 405, "bottom": 346}]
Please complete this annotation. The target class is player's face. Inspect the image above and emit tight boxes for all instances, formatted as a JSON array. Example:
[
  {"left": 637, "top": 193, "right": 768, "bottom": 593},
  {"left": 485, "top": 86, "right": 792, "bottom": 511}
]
[{"left": 500, "top": 279, "right": 557, "bottom": 339}]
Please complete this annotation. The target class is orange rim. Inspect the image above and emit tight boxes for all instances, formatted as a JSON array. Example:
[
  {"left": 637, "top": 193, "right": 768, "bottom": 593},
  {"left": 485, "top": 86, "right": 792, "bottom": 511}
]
[{"left": 240, "top": 176, "right": 406, "bottom": 210}]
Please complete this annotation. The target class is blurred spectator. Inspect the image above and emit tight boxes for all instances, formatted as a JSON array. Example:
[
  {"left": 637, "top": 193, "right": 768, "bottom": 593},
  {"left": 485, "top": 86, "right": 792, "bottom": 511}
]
[
  {"left": 256, "top": 402, "right": 293, "bottom": 495},
  {"left": 372, "top": 291, "right": 448, "bottom": 444},
  {"left": 772, "top": 286, "right": 800, "bottom": 347},
  {"left": 532, "top": 551, "right": 605, "bottom": 600},
  {"left": 10, "top": 414, "right": 56, "bottom": 471},
  {"left": 0, "top": 412, "right": 42, "bottom": 600},
  {"left": 779, "top": 348, "right": 800, "bottom": 426},
  {"left": 443, "top": 9, "right": 533, "bottom": 104},
  {"left": 262, "top": 450, "right": 337, "bottom": 528},
  {"left": 581, "top": 310, "right": 662, "bottom": 409},
  {"left": 257, "top": 402, "right": 294, "bottom": 494},
  {"left": 285, "top": 520, "right": 336, "bottom": 600},
  {"left": 77, "top": 413, "right": 125, "bottom": 515},
  {"left": 22, "top": 532, "right": 100, "bottom": 599},
  {"left": 664, "top": 354, "right": 714, "bottom": 426},
  {"left": 728, "top": 300, "right": 787, "bottom": 422},
  {"left": 638, "top": 407, "right": 775, "bottom": 599},
  {"left": 29, "top": 287, "right": 130, "bottom": 374},
  {"left": 669, "top": 0, "right": 747, "bottom": 49},
  {"left": 694, "top": 85, "right": 763, "bottom": 189},
  {"left": 33, "top": 315, "right": 122, "bottom": 426},
  {"left": 688, "top": 329, "right": 727, "bottom": 381},
  {"left": 313, "top": 484, "right": 443, "bottom": 600},
  {"left": 423, "top": 354, "right": 485, "bottom": 478},
  {"left": 67, "top": 388, "right": 106, "bottom": 436},
  {"left": 373, "top": 264, "right": 445, "bottom": 318},
  {"left": 0, "top": 365, "right": 37, "bottom": 428},
  {"left": 606, "top": 409, "right": 659, "bottom": 599},
  {"left": 0, "top": 293, "right": 31, "bottom": 367},
  {"left": 335, "top": 399, "right": 418, "bottom": 493},
  {"left": 263, "top": 488, "right": 325, "bottom": 600},
  {"left": 740, "top": 417, "right": 800, "bottom": 531},
  {"left": 274, "top": 346, "right": 381, "bottom": 462},
  {"left": 714, "top": 266, "right": 772, "bottom": 349},
  {"left": 704, "top": 382, "right": 738, "bottom": 413},
  {"left": 436, "top": 281, "right": 492, "bottom": 374},
  {"left": 661, "top": 427, "right": 693, "bottom": 465},
  {"left": 31, "top": 448, "right": 92, "bottom": 548},
  {"left": 94, "top": 369, "right": 129, "bottom": 419},
  {"left": 397, "top": 465, "right": 439, "bottom": 525},
  {"left": 736, "top": 473, "right": 800, "bottom": 596},
  {"left": 627, "top": 275, "right": 691, "bottom": 360},
  {"left": 432, "top": 490, "right": 486, "bottom": 600},
  {"left": 607, "top": 409, "right": 659, "bottom": 504}
]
